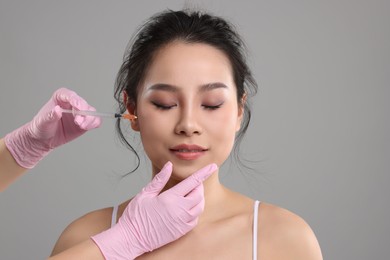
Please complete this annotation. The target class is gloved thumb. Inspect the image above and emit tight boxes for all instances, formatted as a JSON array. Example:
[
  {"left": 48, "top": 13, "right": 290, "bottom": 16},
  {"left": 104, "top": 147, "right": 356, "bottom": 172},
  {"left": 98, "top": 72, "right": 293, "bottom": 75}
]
[
  {"left": 142, "top": 161, "right": 173, "bottom": 195},
  {"left": 32, "top": 105, "right": 63, "bottom": 134}
]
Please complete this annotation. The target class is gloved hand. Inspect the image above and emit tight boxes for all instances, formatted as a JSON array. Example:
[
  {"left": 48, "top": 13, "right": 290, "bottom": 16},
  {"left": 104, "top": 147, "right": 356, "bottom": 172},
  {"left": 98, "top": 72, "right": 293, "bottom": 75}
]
[
  {"left": 91, "top": 161, "right": 218, "bottom": 259},
  {"left": 4, "top": 88, "right": 101, "bottom": 169}
]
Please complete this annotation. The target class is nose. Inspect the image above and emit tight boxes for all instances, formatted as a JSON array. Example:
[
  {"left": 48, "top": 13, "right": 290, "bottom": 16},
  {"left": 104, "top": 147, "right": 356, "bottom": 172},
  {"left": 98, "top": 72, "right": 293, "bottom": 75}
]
[{"left": 174, "top": 108, "right": 202, "bottom": 136}]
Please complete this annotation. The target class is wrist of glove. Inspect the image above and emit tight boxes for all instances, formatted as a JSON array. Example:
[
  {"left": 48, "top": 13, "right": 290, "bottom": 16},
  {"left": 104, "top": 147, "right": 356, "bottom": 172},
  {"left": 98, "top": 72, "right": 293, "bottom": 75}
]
[{"left": 5, "top": 120, "right": 55, "bottom": 169}]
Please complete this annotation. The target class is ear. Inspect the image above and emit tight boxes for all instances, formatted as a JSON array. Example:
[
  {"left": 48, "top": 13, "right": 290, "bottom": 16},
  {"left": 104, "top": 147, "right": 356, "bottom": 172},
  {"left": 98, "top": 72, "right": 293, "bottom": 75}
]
[
  {"left": 236, "top": 93, "right": 247, "bottom": 132},
  {"left": 123, "top": 91, "right": 140, "bottom": 132}
]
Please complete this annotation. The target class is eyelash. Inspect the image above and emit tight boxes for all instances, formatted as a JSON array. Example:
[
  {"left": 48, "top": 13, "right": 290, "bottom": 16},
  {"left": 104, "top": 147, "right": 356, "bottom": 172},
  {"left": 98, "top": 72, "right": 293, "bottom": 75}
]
[
  {"left": 151, "top": 101, "right": 223, "bottom": 110},
  {"left": 204, "top": 104, "right": 222, "bottom": 110}
]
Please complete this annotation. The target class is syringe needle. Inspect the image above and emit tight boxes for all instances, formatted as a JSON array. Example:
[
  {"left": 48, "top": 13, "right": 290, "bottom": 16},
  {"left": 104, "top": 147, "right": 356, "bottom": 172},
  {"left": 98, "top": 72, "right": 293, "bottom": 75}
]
[{"left": 61, "top": 108, "right": 137, "bottom": 120}]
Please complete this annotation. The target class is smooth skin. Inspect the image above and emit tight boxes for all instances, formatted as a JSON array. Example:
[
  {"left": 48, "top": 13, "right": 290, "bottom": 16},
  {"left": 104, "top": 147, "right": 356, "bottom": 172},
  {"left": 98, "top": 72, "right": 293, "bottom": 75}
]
[
  {"left": 0, "top": 138, "right": 26, "bottom": 192},
  {"left": 51, "top": 41, "right": 323, "bottom": 259},
  {"left": 48, "top": 239, "right": 104, "bottom": 260}
]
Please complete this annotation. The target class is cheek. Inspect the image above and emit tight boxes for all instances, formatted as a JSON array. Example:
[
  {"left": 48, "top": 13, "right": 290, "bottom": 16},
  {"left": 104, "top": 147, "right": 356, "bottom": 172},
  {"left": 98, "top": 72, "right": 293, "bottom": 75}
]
[
  {"left": 206, "top": 106, "right": 239, "bottom": 155},
  {"left": 136, "top": 106, "right": 168, "bottom": 155},
  {"left": 137, "top": 101, "right": 168, "bottom": 131},
  {"left": 211, "top": 102, "right": 239, "bottom": 132}
]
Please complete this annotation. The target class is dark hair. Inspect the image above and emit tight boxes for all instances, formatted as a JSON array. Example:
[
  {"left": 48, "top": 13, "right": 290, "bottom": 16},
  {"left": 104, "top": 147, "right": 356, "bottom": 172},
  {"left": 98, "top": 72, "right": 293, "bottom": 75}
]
[{"left": 114, "top": 9, "right": 258, "bottom": 172}]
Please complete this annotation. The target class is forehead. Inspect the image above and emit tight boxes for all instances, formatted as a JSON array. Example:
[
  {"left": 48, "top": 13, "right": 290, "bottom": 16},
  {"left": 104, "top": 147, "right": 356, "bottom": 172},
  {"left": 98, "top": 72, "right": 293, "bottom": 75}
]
[{"left": 143, "top": 41, "right": 234, "bottom": 87}]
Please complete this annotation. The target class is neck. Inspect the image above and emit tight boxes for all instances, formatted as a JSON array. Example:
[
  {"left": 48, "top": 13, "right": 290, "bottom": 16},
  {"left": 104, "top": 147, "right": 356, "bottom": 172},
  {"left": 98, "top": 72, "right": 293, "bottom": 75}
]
[{"left": 198, "top": 173, "right": 231, "bottom": 224}]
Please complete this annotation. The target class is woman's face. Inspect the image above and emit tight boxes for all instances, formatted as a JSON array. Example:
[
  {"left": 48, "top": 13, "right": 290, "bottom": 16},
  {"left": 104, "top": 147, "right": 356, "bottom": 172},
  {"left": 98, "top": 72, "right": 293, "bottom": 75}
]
[{"left": 129, "top": 41, "right": 244, "bottom": 179}]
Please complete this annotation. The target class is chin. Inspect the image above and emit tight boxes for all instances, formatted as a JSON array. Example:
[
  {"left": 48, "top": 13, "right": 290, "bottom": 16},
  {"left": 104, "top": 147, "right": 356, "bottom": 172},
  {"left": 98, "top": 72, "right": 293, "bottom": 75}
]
[{"left": 170, "top": 160, "right": 210, "bottom": 179}]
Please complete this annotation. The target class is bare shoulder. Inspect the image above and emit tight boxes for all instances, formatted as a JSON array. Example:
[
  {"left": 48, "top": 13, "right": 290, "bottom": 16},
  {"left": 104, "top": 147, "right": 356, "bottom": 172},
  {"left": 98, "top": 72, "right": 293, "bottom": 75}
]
[
  {"left": 258, "top": 202, "right": 323, "bottom": 260},
  {"left": 50, "top": 206, "right": 113, "bottom": 256}
]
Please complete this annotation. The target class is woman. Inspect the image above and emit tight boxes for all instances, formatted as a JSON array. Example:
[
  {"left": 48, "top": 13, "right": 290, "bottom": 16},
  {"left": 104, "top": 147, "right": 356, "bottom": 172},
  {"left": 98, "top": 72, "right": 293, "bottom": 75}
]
[{"left": 51, "top": 9, "right": 322, "bottom": 259}]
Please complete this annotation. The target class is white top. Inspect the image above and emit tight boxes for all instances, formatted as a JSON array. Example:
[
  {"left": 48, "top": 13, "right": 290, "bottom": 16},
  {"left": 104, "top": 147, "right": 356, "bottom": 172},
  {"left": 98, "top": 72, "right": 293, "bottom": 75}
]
[
  {"left": 253, "top": 200, "right": 260, "bottom": 260},
  {"left": 111, "top": 204, "right": 118, "bottom": 228},
  {"left": 111, "top": 200, "right": 261, "bottom": 259}
]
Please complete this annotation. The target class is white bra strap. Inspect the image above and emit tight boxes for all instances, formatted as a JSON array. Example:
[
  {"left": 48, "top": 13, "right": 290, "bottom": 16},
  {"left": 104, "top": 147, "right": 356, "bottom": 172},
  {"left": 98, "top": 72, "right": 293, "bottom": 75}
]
[
  {"left": 111, "top": 205, "right": 118, "bottom": 227},
  {"left": 253, "top": 200, "right": 260, "bottom": 260}
]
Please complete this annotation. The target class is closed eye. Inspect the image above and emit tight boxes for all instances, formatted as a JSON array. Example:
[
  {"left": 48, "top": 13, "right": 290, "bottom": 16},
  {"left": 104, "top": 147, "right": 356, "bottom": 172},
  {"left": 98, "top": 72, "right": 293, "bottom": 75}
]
[
  {"left": 151, "top": 101, "right": 176, "bottom": 110},
  {"left": 203, "top": 102, "right": 224, "bottom": 110},
  {"left": 151, "top": 101, "right": 223, "bottom": 110}
]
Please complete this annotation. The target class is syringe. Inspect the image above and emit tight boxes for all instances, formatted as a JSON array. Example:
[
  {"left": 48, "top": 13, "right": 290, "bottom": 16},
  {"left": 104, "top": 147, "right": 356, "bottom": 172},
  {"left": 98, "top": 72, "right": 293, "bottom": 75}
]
[{"left": 61, "top": 108, "right": 137, "bottom": 120}]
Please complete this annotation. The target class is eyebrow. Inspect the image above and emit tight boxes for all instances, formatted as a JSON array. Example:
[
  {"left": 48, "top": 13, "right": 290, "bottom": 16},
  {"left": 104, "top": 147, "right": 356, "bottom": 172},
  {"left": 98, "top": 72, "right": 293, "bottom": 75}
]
[{"left": 148, "top": 82, "right": 228, "bottom": 92}]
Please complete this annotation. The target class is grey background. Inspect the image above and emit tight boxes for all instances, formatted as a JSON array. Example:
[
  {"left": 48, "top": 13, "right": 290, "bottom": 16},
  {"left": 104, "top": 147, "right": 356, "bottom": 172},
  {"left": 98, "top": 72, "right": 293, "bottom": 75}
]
[{"left": 0, "top": 0, "right": 389, "bottom": 259}]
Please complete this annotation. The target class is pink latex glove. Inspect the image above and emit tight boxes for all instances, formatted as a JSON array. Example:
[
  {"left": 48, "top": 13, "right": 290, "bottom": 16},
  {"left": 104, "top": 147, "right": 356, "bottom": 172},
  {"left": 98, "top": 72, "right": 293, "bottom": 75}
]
[
  {"left": 4, "top": 88, "right": 101, "bottom": 169},
  {"left": 91, "top": 161, "right": 218, "bottom": 259}
]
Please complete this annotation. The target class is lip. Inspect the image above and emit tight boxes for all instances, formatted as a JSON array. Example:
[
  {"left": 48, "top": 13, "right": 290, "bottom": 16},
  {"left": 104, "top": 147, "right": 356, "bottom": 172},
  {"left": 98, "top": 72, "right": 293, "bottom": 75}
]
[{"left": 170, "top": 144, "right": 208, "bottom": 160}]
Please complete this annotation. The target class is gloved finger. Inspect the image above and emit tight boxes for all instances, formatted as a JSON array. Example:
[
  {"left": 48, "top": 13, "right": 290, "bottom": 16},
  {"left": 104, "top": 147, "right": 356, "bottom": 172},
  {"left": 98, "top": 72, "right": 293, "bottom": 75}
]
[
  {"left": 78, "top": 104, "right": 101, "bottom": 129},
  {"left": 74, "top": 114, "right": 101, "bottom": 130},
  {"left": 79, "top": 116, "right": 102, "bottom": 130},
  {"left": 142, "top": 161, "right": 173, "bottom": 195},
  {"left": 185, "top": 216, "right": 199, "bottom": 230},
  {"left": 52, "top": 88, "right": 78, "bottom": 108},
  {"left": 69, "top": 93, "right": 93, "bottom": 111},
  {"left": 183, "top": 183, "right": 204, "bottom": 207},
  {"left": 187, "top": 198, "right": 204, "bottom": 220},
  {"left": 51, "top": 105, "right": 64, "bottom": 121},
  {"left": 73, "top": 115, "right": 85, "bottom": 127},
  {"left": 179, "top": 186, "right": 204, "bottom": 223},
  {"left": 53, "top": 87, "right": 92, "bottom": 112},
  {"left": 34, "top": 105, "right": 63, "bottom": 133},
  {"left": 169, "top": 163, "right": 217, "bottom": 196},
  {"left": 71, "top": 101, "right": 100, "bottom": 129}
]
